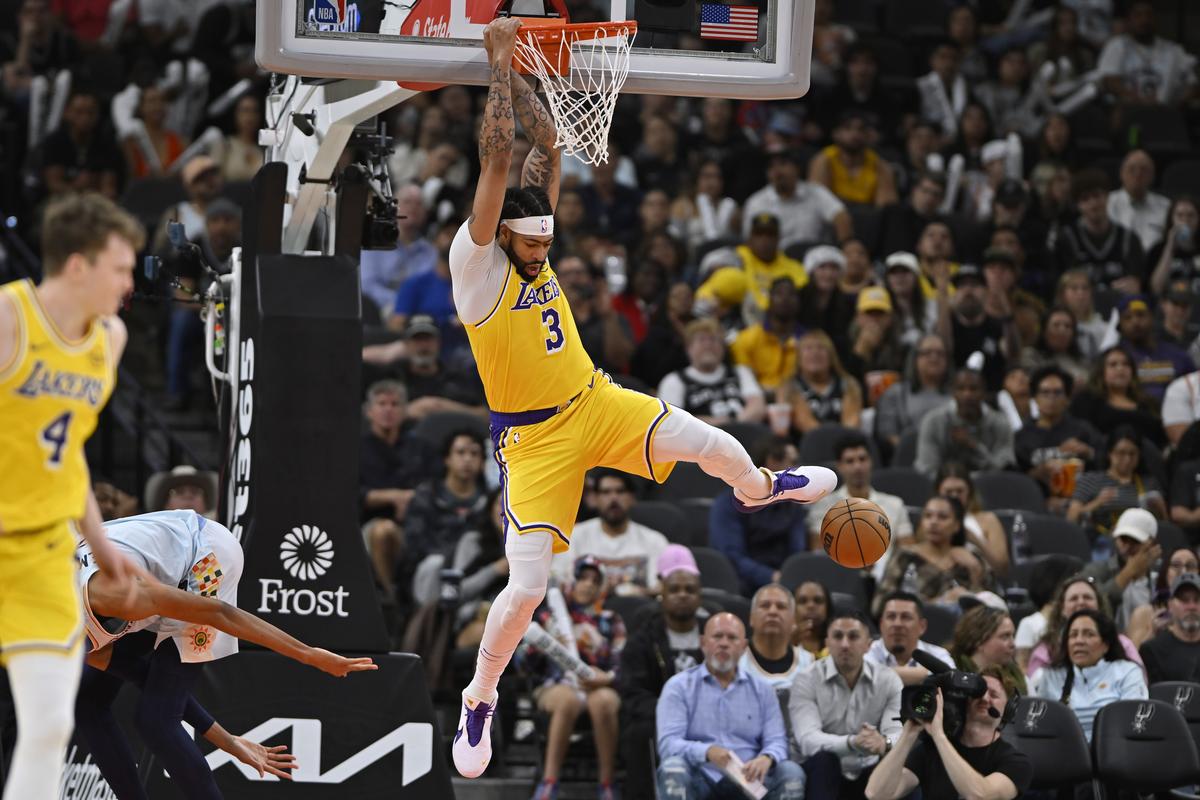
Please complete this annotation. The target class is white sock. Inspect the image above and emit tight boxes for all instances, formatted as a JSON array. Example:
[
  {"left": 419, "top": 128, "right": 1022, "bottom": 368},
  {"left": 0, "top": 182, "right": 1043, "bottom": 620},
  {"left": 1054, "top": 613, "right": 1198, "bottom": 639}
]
[
  {"left": 464, "top": 530, "right": 554, "bottom": 704},
  {"left": 4, "top": 649, "right": 83, "bottom": 800},
  {"left": 651, "top": 406, "right": 772, "bottom": 498}
]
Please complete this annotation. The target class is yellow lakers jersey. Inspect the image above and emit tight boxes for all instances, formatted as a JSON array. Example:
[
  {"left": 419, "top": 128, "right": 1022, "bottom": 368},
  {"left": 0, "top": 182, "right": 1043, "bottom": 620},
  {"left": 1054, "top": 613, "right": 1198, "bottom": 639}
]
[
  {"left": 0, "top": 279, "right": 115, "bottom": 532},
  {"left": 465, "top": 262, "right": 595, "bottom": 413}
]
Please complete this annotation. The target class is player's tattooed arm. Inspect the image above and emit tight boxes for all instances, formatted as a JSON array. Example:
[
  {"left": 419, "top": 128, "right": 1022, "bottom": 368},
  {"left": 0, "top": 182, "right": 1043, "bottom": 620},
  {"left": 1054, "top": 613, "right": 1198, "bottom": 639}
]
[
  {"left": 512, "top": 73, "right": 561, "bottom": 208},
  {"left": 479, "top": 63, "right": 515, "bottom": 165},
  {"left": 470, "top": 17, "right": 523, "bottom": 244}
]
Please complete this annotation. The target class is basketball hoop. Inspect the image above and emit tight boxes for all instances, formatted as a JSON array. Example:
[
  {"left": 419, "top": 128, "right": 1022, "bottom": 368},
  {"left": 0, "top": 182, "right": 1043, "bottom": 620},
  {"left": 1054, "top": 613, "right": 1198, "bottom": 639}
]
[{"left": 511, "top": 18, "right": 637, "bottom": 167}]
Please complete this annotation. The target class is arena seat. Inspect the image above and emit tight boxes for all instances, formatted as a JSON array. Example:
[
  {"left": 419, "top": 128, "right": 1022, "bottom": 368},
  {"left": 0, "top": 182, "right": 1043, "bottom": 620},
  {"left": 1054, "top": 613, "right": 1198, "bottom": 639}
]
[
  {"left": 971, "top": 471, "right": 1045, "bottom": 513},
  {"left": 871, "top": 467, "right": 933, "bottom": 507},
  {"left": 690, "top": 546, "right": 741, "bottom": 595},
  {"left": 1093, "top": 699, "right": 1200, "bottom": 795},
  {"left": 1003, "top": 697, "right": 1094, "bottom": 793},
  {"left": 629, "top": 501, "right": 686, "bottom": 540}
]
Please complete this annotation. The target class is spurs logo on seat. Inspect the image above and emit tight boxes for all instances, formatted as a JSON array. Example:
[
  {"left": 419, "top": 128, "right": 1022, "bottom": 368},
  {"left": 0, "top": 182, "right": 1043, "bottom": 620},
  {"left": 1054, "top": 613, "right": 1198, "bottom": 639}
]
[
  {"left": 1022, "top": 700, "right": 1047, "bottom": 732},
  {"left": 1132, "top": 702, "right": 1156, "bottom": 733}
]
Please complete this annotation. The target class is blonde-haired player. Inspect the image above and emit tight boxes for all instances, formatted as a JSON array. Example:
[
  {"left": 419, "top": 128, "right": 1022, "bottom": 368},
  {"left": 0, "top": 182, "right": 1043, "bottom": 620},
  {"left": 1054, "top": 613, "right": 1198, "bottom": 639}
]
[
  {"left": 0, "top": 193, "right": 144, "bottom": 799},
  {"left": 450, "top": 19, "right": 838, "bottom": 780}
]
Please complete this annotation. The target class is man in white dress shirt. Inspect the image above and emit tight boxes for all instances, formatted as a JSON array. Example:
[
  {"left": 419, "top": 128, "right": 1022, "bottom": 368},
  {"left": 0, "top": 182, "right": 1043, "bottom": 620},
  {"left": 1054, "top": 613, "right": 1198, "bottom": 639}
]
[{"left": 865, "top": 592, "right": 954, "bottom": 685}]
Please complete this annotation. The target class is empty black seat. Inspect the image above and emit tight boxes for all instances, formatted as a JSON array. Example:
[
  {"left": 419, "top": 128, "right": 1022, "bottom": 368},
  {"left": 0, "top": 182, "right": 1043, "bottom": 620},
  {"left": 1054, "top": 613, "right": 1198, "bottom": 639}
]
[
  {"left": 690, "top": 546, "right": 740, "bottom": 595},
  {"left": 871, "top": 467, "right": 933, "bottom": 507},
  {"left": 1149, "top": 681, "right": 1200, "bottom": 756},
  {"left": 675, "top": 497, "right": 713, "bottom": 547},
  {"left": 1025, "top": 516, "right": 1092, "bottom": 562},
  {"left": 411, "top": 411, "right": 490, "bottom": 451},
  {"left": 972, "top": 471, "right": 1046, "bottom": 513},
  {"left": 1002, "top": 697, "right": 1094, "bottom": 791},
  {"left": 1092, "top": 699, "right": 1200, "bottom": 794},
  {"left": 629, "top": 501, "right": 686, "bottom": 540}
]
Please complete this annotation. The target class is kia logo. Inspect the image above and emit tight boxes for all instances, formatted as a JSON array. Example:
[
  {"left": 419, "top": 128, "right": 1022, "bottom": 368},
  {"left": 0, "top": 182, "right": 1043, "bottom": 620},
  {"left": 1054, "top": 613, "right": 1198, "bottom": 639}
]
[{"left": 280, "top": 524, "right": 334, "bottom": 581}]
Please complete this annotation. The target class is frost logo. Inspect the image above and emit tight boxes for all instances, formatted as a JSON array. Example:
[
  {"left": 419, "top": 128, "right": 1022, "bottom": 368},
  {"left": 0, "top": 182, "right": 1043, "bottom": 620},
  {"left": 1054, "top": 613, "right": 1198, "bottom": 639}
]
[
  {"left": 261, "top": 525, "right": 349, "bottom": 616},
  {"left": 280, "top": 525, "right": 334, "bottom": 581}
]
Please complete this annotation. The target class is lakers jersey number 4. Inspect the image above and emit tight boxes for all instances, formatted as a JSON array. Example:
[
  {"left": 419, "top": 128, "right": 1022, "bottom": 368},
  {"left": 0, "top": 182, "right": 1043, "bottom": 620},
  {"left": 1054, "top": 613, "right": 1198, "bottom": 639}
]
[
  {"left": 0, "top": 279, "right": 115, "bottom": 532},
  {"left": 450, "top": 222, "right": 594, "bottom": 413}
]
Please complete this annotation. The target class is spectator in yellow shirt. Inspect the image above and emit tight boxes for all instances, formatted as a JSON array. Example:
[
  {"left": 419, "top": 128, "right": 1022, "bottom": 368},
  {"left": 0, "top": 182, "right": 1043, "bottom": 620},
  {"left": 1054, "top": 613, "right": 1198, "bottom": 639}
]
[
  {"left": 695, "top": 213, "right": 807, "bottom": 327},
  {"left": 731, "top": 277, "right": 801, "bottom": 395}
]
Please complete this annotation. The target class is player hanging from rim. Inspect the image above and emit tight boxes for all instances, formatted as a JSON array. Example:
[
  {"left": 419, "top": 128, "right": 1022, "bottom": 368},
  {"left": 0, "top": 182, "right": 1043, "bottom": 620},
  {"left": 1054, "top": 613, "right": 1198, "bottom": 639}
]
[
  {"left": 450, "top": 18, "right": 838, "bottom": 779},
  {"left": 0, "top": 193, "right": 144, "bottom": 800},
  {"left": 74, "top": 509, "right": 377, "bottom": 800}
]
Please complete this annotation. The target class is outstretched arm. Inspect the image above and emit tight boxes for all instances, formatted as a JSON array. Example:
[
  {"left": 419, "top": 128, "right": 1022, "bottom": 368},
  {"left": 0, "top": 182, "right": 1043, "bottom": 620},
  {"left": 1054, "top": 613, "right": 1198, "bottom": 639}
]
[
  {"left": 468, "top": 18, "right": 524, "bottom": 246},
  {"left": 511, "top": 73, "right": 560, "bottom": 209},
  {"left": 87, "top": 576, "right": 377, "bottom": 677}
]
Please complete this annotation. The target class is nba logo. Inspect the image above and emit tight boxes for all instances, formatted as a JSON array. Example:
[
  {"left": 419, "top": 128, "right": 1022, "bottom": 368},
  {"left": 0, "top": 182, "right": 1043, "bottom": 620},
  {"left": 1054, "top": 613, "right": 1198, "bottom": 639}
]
[
  {"left": 314, "top": 0, "right": 345, "bottom": 24},
  {"left": 540, "top": 218, "right": 548, "bottom": 233}
]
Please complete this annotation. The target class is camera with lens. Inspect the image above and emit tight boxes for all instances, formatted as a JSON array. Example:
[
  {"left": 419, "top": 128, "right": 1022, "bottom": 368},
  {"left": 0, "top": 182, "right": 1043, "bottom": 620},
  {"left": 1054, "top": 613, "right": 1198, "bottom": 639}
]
[{"left": 899, "top": 666, "right": 988, "bottom": 740}]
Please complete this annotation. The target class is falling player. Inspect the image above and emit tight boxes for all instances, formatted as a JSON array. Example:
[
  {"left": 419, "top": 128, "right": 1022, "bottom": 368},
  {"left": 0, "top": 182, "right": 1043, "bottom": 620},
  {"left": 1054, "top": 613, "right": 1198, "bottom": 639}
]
[
  {"left": 0, "top": 193, "right": 144, "bottom": 799},
  {"left": 74, "top": 509, "right": 376, "bottom": 799},
  {"left": 449, "top": 18, "right": 838, "bottom": 778}
]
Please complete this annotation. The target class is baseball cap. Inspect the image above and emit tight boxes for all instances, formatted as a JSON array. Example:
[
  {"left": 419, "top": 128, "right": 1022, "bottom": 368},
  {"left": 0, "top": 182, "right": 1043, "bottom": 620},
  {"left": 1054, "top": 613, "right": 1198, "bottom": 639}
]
[
  {"left": 804, "top": 245, "right": 846, "bottom": 271},
  {"left": 982, "top": 139, "right": 1009, "bottom": 164},
  {"left": 885, "top": 252, "right": 920, "bottom": 275},
  {"left": 995, "top": 178, "right": 1028, "bottom": 208},
  {"left": 1165, "top": 282, "right": 1194, "bottom": 306},
  {"left": 182, "top": 155, "right": 219, "bottom": 186},
  {"left": 657, "top": 544, "right": 700, "bottom": 579},
  {"left": 404, "top": 314, "right": 440, "bottom": 338},
  {"left": 857, "top": 286, "right": 893, "bottom": 314},
  {"left": 1112, "top": 507, "right": 1157, "bottom": 543},
  {"left": 981, "top": 248, "right": 1016, "bottom": 269},
  {"left": 574, "top": 555, "right": 604, "bottom": 581},
  {"left": 952, "top": 264, "right": 984, "bottom": 285},
  {"left": 1171, "top": 573, "right": 1200, "bottom": 596},
  {"left": 1117, "top": 294, "right": 1152, "bottom": 315},
  {"left": 750, "top": 213, "right": 781, "bottom": 234},
  {"left": 205, "top": 198, "right": 240, "bottom": 221}
]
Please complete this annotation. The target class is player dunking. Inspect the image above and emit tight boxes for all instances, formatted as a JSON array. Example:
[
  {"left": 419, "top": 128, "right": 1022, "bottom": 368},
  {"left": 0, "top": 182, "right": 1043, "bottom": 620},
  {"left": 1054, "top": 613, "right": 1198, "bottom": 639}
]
[
  {"left": 0, "top": 193, "right": 143, "bottom": 799},
  {"left": 450, "top": 19, "right": 837, "bottom": 778}
]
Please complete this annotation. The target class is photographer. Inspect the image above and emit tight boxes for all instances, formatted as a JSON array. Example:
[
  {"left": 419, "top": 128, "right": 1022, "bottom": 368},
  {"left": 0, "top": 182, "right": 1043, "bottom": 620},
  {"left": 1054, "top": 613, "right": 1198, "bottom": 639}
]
[{"left": 864, "top": 666, "right": 1032, "bottom": 800}]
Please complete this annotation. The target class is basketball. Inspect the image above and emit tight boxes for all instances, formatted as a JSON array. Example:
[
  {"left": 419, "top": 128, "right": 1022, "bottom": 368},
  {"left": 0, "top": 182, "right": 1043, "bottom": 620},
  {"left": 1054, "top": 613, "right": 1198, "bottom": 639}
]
[{"left": 820, "top": 497, "right": 892, "bottom": 569}]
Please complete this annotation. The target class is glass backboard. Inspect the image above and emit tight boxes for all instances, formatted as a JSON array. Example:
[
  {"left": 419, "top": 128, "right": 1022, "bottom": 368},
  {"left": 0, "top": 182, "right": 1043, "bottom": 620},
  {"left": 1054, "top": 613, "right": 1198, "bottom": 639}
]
[{"left": 255, "top": 0, "right": 814, "bottom": 99}]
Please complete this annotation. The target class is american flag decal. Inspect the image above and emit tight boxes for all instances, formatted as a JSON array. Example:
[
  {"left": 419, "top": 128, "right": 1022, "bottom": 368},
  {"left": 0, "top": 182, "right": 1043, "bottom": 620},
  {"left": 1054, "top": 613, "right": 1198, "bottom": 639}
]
[
  {"left": 699, "top": 3, "right": 758, "bottom": 41},
  {"left": 191, "top": 553, "right": 224, "bottom": 597}
]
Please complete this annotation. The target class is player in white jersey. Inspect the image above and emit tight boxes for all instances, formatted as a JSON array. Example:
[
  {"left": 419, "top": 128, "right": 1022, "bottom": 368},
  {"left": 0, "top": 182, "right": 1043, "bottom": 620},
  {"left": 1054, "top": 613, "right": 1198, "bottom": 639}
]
[{"left": 74, "top": 510, "right": 374, "bottom": 799}]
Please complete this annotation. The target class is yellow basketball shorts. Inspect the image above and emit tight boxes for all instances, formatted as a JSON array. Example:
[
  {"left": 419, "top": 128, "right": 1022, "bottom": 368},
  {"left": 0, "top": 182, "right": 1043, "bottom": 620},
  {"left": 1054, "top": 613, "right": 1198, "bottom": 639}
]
[
  {"left": 0, "top": 521, "right": 83, "bottom": 664},
  {"left": 491, "top": 371, "right": 677, "bottom": 553}
]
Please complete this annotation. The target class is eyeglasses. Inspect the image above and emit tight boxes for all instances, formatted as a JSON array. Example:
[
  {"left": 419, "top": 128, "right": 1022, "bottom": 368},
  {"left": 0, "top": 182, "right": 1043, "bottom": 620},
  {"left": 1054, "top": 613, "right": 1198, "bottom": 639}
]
[
  {"left": 1169, "top": 561, "right": 1198, "bottom": 570},
  {"left": 1036, "top": 388, "right": 1066, "bottom": 396},
  {"left": 917, "top": 349, "right": 946, "bottom": 357}
]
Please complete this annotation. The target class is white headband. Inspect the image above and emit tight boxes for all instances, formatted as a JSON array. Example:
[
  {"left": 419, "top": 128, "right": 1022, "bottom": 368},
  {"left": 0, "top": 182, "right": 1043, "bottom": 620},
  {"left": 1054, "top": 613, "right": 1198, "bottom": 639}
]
[{"left": 501, "top": 215, "right": 554, "bottom": 236}]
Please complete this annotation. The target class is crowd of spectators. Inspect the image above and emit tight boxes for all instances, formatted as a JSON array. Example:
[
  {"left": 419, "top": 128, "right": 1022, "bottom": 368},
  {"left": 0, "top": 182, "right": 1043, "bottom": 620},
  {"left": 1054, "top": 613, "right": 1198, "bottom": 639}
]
[{"left": 4, "top": 0, "right": 1200, "bottom": 797}]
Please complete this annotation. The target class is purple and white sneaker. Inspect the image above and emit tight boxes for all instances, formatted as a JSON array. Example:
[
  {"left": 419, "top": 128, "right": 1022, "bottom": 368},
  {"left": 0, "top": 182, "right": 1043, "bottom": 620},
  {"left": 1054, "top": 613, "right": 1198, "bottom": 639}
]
[
  {"left": 732, "top": 466, "right": 838, "bottom": 512},
  {"left": 452, "top": 694, "right": 496, "bottom": 778}
]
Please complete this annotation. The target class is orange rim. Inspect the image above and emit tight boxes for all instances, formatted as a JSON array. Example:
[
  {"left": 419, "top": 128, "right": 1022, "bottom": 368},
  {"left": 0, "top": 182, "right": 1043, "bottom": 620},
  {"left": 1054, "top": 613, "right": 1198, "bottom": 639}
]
[
  {"left": 515, "top": 17, "right": 637, "bottom": 44},
  {"left": 513, "top": 18, "right": 636, "bottom": 76}
]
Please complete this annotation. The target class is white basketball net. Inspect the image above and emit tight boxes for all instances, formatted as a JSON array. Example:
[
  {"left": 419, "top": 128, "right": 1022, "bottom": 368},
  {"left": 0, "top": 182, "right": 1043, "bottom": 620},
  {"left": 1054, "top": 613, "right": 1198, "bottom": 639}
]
[{"left": 513, "top": 25, "right": 635, "bottom": 166}]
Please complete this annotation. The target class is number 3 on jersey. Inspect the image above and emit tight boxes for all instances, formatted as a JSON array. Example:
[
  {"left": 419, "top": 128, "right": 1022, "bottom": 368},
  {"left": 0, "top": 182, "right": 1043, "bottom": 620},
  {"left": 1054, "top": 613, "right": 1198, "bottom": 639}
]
[
  {"left": 40, "top": 411, "right": 73, "bottom": 468},
  {"left": 542, "top": 308, "right": 564, "bottom": 354}
]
